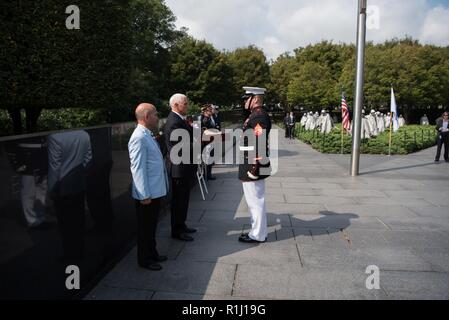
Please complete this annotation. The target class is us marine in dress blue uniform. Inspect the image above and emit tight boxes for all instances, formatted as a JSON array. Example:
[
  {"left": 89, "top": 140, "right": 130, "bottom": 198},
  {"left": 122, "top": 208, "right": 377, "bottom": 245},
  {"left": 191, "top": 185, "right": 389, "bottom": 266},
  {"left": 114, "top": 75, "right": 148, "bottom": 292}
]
[{"left": 238, "top": 87, "right": 272, "bottom": 243}]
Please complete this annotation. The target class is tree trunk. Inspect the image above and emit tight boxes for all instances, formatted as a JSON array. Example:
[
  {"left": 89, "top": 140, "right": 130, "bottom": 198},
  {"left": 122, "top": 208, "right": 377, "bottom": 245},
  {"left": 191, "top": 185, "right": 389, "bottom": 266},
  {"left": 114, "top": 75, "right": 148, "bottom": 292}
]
[
  {"left": 7, "top": 107, "right": 22, "bottom": 135},
  {"left": 25, "top": 107, "right": 42, "bottom": 133}
]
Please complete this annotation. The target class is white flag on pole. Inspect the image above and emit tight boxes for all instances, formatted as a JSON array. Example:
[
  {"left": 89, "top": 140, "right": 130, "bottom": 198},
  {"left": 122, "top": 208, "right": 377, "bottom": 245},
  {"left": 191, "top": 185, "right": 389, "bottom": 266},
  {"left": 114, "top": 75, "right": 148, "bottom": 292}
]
[{"left": 390, "top": 87, "right": 399, "bottom": 132}]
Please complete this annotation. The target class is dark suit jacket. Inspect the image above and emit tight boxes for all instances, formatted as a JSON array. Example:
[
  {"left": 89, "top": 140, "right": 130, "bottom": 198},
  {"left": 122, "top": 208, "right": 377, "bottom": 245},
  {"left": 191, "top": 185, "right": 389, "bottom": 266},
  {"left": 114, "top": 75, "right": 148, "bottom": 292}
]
[
  {"left": 436, "top": 118, "right": 449, "bottom": 134},
  {"left": 212, "top": 114, "right": 221, "bottom": 130},
  {"left": 164, "top": 111, "right": 195, "bottom": 179}
]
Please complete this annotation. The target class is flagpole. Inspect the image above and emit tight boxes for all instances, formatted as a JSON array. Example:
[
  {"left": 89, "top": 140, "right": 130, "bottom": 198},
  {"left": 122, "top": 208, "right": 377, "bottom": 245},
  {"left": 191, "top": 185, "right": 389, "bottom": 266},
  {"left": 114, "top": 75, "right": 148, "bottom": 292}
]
[
  {"left": 389, "top": 85, "right": 396, "bottom": 156},
  {"left": 341, "top": 91, "right": 344, "bottom": 154},
  {"left": 388, "top": 112, "right": 393, "bottom": 156},
  {"left": 350, "top": 0, "right": 368, "bottom": 176},
  {"left": 341, "top": 120, "right": 344, "bottom": 154}
]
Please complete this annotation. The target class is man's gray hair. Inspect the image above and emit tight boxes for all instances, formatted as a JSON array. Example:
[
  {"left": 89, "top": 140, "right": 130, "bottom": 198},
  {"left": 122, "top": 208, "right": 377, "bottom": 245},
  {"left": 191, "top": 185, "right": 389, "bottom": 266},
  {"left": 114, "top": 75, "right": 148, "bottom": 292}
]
[{"left": 169, "top": 93, "right": 187, "bottom": 108}]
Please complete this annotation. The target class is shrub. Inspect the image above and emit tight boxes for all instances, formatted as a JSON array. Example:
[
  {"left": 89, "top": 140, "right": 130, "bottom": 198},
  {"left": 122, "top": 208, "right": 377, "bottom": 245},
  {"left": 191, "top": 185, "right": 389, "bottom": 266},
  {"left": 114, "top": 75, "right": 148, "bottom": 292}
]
[{"left": 281, "top": 123, "right": 437, "bottom": 155}]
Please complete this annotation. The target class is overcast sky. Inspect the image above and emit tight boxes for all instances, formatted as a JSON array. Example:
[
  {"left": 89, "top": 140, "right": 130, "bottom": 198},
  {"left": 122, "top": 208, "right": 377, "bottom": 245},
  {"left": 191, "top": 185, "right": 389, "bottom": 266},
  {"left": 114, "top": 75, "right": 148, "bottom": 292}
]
[{"left": 164, "top": 0, "right": 449, "bottom": 60}]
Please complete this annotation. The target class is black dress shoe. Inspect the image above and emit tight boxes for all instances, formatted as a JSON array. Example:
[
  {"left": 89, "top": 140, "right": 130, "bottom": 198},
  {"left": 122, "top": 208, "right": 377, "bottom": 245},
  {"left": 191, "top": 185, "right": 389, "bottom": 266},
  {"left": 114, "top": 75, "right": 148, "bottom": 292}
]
[
  {"left": 239, "top": 233, "right": 249, "bottom": 240},
  {"left": 172, "top": 233, "right": 194, "bottom": 241},
  {"left": 139, "top": 262, "right": 162, "bottom": 271},
  {"left": 435, "top": 159, "right": 440, "bottom": 163},
  {"left": 238, "top": 234, "right": 266, "bottom": 243},
  {"left": 183, "top": 227, "right": 197, "bottom": 234}
]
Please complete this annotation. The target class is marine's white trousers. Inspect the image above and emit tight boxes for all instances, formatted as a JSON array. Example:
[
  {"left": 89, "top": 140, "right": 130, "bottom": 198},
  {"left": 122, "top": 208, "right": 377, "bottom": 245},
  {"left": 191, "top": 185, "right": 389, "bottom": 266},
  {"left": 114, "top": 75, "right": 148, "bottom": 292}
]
[{"left": 242, "top": 180, "right": 267, "bottom": 241}]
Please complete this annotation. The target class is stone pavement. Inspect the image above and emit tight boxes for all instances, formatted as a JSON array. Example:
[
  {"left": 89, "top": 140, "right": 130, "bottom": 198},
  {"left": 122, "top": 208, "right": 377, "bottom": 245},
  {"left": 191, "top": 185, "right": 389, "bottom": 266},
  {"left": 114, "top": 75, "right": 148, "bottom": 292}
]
[{"left": 86, "top": 126, "right": 449, "bottom": 300}]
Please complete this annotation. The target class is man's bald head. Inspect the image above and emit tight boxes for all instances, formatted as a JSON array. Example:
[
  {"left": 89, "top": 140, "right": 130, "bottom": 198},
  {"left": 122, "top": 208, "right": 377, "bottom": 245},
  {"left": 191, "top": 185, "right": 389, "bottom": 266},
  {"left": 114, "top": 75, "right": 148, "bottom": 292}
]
[
  {"left": 135, "top": 103, "right": 158, "bottom": 130},
  {"left": 135, "top": 103, "right": 156, "bottom": 121}
]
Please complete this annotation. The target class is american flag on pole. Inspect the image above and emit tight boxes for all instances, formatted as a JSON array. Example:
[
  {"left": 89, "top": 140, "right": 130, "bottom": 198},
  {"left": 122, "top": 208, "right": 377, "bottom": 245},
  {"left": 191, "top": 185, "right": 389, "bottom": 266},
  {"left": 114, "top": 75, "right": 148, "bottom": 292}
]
[{"left": 341, "top": 94, "right": 351, "bottom": 131}]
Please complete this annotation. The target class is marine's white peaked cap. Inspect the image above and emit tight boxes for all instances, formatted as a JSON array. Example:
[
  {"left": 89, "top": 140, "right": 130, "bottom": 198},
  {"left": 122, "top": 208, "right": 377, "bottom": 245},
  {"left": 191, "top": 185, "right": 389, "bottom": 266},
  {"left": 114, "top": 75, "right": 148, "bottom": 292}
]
[{"left": 242, "top": 86, "right": 267, "bottom": 96}]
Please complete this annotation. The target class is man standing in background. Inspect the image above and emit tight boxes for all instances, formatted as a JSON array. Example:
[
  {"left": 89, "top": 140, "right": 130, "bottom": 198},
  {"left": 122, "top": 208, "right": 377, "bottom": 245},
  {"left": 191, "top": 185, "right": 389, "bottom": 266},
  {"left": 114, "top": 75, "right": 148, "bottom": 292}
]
[
  {"left": 287, "top": 111, "right": 296, "bottom": 139},
  {"left": 164, "top": 94, "right": 197, "bottom": 242},
  {"left": 435, "top": 111, "right": 449, "bottom": 163},
  {"left": 128, "top": 103, "right": 169, "bottom": 271}
]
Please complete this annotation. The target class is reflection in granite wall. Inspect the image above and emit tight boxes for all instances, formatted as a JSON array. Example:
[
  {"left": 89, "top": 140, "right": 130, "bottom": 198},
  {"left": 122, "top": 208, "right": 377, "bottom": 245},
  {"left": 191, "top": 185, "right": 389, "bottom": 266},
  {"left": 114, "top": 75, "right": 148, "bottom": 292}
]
[{"left": 0, "top": 123, "right": 138, "bottom": 299}]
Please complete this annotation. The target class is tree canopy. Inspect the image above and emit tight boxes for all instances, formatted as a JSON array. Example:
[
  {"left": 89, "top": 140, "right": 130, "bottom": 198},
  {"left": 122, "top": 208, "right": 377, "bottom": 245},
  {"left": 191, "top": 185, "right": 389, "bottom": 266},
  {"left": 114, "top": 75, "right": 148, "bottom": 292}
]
[{"left": 1, "top": 2, "right": 448, "bottom": 135}]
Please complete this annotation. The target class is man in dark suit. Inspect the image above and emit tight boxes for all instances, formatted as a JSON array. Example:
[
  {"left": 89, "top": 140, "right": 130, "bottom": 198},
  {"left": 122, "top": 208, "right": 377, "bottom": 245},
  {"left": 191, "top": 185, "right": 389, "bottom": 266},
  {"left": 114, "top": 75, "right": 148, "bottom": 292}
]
[
  {"left": 435, "top": 111, "right": 449, "bottom": 163},
  {"left": 164, "top": 93, "right": 197, "bottom": 241},
  {"left": 200, "top": 105, "right": 217, "bottom": 180},
  {"left": 211, "top": 105, "right": 221, "bottom": 131},
  {"left": 286, "top": 112, "right": 296, "bottom": 139}
]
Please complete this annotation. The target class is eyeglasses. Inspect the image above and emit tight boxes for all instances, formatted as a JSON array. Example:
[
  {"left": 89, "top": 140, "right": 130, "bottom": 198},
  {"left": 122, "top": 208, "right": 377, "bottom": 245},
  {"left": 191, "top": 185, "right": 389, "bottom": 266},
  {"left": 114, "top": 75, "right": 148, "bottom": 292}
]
[{"left": 443, "top": 114, "right": 449, "bottom": 117}]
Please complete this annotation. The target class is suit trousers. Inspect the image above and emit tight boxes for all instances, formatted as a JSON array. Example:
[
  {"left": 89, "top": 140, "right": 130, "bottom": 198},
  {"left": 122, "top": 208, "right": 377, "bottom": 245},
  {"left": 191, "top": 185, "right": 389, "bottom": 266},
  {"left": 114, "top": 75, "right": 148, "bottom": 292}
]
[
  {"left": 435, "top": 132, "right": 449, "bottom": 161},
  {"left": 135, "top": 198, "right": 161, "bottom": 265},
  {"left": 287, "top": 125, "right": 294, "bottom": 139},
  {"left": 242, "top": 180, "right": 268, "bottom": 241},
  {"left": 54, "top": 192, "right": 86, "bottom": 262},
  {"left": 171, "top": 178, "right": 191, "bottom": 235}
]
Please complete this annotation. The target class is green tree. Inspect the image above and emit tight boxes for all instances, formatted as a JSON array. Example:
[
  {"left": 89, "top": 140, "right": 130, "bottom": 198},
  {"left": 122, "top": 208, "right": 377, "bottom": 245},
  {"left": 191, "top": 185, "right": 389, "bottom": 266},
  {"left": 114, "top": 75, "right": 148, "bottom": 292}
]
[
  {"left": 0, "top": 0, "right": 133, "bottom": 134},
  {"left": 226, "top": 46, "right": 270, "bottom": 102},
  {"left": 268, "top": 53, "right": 298, "bottom": 109},
  {"left": 287, "top": 61, "right": 334, "bottom": 109},
  {"left": 169, "top": 36, "right": 234, "bottom": 105},
  {"left": 291, "top": 41, "right": 354, "bottom": 109},
  {"left": 294, "top": 41, "right": 353, "bottom": 78},
  {"left": 128, "top": 0, "right": 184, "bottom": 112}
]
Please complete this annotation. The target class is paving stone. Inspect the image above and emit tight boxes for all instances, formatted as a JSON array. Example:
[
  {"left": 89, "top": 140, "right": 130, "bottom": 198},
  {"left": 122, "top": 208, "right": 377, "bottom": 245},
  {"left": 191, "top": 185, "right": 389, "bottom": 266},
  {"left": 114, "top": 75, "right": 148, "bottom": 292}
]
[
  {"left": 282, "top": 182, "right": 345, "bottom": 190},
  {"left": 177, "top": 239, "right": 301, "bottom": 267},
  {"left": 379, "top": 216, "right": 449, "bottom": 231},
  {"left": 152, "top": 261, "right": 235, "bottom": 296},
  {"left": 285, "top": 195, "right": 359, "bottom": 205},
  {"left": 382, "top": 271, "right": 449, "bottom": 300},
  {"left": 406, "top": 205, "right": 449, "bottom": 219},
  {"left": 382, "top": 230, "right": 449, "bottom": 250},
  {"left": 323, "top": 204, "right": 419, "bottom": 218},
  {"left": 343, "top": 229, "right": 389, "bottom": 248},
  {"left": 233, "top": 264, "right": 387, "bottom": 300},
  {"left": 85, "top": 286, "right": 154, "bottom": 300},
  {"left": 266, "top": 203, "right": 327, "bottom": 215},
  {"left": 151, "top": 292, "right": 252, "bottom": 300}
]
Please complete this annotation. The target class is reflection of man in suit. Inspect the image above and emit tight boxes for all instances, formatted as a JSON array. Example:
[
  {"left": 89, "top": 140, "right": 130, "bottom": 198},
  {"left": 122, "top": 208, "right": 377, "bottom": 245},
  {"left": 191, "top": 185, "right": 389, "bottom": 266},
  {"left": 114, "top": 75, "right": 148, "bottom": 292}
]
[
  {"left": 47, "top": 130, "right": 92, "bottom": 262},
  {"left": 164, "top": 93, "right": 197, "bottom": 242},
  {"left": 85, "top": 127, "right": 114, "bottom": 233},
  {"left": 129, "top": 103, "right": 169, "bottom": 271},
  {"left": 5, "top": 137, "right": 49, "bottom": 228}
]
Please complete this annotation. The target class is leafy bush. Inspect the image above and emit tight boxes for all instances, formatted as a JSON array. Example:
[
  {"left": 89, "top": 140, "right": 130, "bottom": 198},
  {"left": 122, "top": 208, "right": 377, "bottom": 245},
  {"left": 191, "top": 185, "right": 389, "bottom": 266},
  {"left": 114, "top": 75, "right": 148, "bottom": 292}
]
[
  {"left": 0, "top": 110, "right": 13, "bottom": 136},
  {"left": 0, "top": 108, "right": 108, "bottom": 136},
  {"left": 280, "top": 123, "right": 437, "bottom": 155},
  {"left": 37, "top": 108, "right": 107, "bottom": 131}
]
